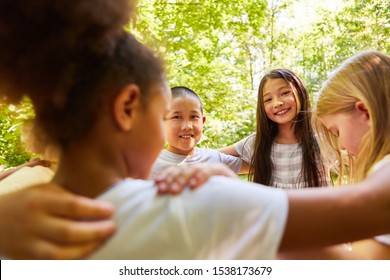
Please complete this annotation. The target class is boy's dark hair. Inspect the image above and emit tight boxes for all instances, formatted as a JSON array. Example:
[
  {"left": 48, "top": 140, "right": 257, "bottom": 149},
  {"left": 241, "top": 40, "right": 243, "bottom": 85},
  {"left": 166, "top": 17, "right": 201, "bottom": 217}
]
[{"left": 171, "top": 86, "right": 203, "bottom": 114}]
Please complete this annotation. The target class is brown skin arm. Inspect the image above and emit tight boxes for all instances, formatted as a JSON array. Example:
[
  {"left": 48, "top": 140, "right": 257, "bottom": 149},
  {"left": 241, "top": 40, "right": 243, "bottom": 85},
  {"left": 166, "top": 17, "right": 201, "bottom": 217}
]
[
  {"left": 278, "top": 239, "right": 390, "bottom": 260},
  {"left": 280, "top": 161, "right": 390, "bottom": 251}
]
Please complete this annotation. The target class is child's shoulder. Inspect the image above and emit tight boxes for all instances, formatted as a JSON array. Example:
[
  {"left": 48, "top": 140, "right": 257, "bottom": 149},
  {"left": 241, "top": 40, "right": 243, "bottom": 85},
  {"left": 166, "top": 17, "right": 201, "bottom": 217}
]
[
  {"left": 196, "top": 147, "right": 234, "bottom": 159},
  {"left": 196, "top": 147, "right": 219, "bottom": 156}
]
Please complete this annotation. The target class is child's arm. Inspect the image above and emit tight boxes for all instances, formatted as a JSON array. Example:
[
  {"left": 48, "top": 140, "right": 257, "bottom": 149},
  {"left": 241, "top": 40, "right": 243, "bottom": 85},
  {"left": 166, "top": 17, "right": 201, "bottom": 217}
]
[
  {"left": 280, "top": 161, "right": 390, "bottom": 251},
  {"left": 0, "top": 158, "right": 51, "bottom": 181},
  {"left": 155, "top": 163, "right": 237, "bottom": 195},
  {"left": 218, "top": 145, "right": 240, "bottom": 156},
  {"left": 239, "top": 160, "right": 250, "bottom": 174},
  {"left": 278, "top": 239, "right": 390, "bottom": 260},
  {"left": 0, "top": 183, "right": 116, "bottom": 259}
]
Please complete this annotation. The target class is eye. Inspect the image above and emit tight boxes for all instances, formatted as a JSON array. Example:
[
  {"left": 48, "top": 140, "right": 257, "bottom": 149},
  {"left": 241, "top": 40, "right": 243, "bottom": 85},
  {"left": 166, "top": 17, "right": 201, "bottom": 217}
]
[
  {"left": 264, "top": 98, "right": 272, "bottom": 103},
  {"left": 171, "top": 115, "right": 182, "bottom": 120},
  {"left": 281, "top": 91, "right": 291, "bottom": 96},
  {"left": 191, "top": 115, "right": 200, "bottom": 119}
]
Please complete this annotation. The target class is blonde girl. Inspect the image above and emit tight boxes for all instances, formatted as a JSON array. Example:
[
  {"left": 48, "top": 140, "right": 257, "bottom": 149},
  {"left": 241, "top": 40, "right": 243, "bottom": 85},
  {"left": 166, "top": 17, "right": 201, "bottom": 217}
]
[
  {"left": 315, "top": 50, "right": 390, "bottom": 185},
  {"left": 296, "top": 50, "right": 390, "bottom": 259}
]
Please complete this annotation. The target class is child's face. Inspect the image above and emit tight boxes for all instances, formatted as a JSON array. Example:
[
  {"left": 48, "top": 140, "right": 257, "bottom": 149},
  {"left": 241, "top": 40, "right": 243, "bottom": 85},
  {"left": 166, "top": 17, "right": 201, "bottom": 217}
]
[
  {"left": 165, "top": 96, "right": 205, "bottom": 155},
  {"left": 262, "top": 78, "right": 300, "bottom": 126},
  {"left": 320, "top": 103, "right": 370, "bottom": 155},
  {"left": 130, "top": 82, "right": 171, "bottom": 178}
]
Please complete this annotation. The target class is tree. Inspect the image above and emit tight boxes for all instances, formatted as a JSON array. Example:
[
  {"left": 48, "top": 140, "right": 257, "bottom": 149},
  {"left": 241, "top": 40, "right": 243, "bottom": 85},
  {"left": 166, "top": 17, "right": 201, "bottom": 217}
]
[
  {"left": 0, "top": 98, "right": 34, "bottom": 168},
  {"left": 131, "top": 0, "right": 269, "bottom": 147}
]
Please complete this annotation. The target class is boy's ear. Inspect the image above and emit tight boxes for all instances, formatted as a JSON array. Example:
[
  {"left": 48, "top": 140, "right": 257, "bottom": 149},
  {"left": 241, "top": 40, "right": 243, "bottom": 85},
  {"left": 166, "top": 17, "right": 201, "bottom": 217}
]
[
  {"left": 202, "top": 115, "right": 206, "bottom": 124},
  {"left": 114, "top": 84, "right": 141, "bottom": 131},
  {"left": 355, "top": 101, "right": 370, "bottom": 121}
]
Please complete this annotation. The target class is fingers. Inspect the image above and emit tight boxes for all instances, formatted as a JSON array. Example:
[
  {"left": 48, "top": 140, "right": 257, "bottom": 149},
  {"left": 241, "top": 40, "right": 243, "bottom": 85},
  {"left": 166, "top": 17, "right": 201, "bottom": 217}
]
[
  {"left": 40, "top": 218, "right": 117, "bottom": 244},
  {"left": 186, "top": 163, "right": 237, "bottom": 189},
  {"left": 26, "top": 158, "right": 51, "bottom": 168},
  {"left": 52, "top": 196, "right": 115, "bottom": 220},
  {"left": 13, "top": 239, "right": 105, "bottom": 260},
  {"left": 155, "top": 163, "right": 238, "bottom": 195},
  {"left": 36, "top": 186, "right": 115, "bottom": 220},
  {"left": 0, "top": 184, "right": 116, "bottom": 260}
]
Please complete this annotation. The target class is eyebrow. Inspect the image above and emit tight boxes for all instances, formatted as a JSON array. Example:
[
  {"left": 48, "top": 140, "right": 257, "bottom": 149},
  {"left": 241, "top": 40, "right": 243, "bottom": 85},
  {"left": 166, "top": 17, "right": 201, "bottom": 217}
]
[
  {"left": 263, "top": 86, "right": 290, "bottom": 97},
  {"left": 169, "top": 110, "right": 201, "bottom": 114}
]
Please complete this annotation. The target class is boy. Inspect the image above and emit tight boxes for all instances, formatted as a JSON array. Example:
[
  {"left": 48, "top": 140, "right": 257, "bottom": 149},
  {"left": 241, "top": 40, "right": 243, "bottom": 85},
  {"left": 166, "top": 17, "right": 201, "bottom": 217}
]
[{"left": 150, "top": 86, "right": 248, "bottom": 179}]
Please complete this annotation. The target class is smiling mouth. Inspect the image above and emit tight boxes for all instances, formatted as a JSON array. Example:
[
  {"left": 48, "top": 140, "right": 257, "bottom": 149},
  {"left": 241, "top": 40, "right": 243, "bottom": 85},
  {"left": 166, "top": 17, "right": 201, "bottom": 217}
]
[
  {"left": 179, "top": 134, "right": 193, "bottom": 139},
  {"left": 274, "top": 109, "right": 290, "bottom": 115}
]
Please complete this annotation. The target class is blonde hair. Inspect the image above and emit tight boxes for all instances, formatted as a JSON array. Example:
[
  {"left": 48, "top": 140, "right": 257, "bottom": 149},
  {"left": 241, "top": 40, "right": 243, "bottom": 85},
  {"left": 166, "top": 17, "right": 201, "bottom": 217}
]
[{"left": 313, "top": 50, "right": 390, "bottom": 184}]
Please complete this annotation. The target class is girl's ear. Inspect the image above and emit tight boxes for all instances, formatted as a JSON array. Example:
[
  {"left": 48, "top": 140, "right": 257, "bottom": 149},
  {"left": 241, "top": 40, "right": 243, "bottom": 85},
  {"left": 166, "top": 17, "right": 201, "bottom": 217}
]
[
  {"left": 114, "top": 84, "right": 141, "bottom": 131},
  {"left": 355, "top": 101, "right": 370, "bottom": 121}
]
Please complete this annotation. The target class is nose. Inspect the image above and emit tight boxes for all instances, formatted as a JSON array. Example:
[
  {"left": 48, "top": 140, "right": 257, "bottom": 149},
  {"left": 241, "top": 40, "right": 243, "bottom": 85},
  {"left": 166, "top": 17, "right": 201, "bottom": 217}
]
[
  {"left": 181, "top": 120, "right": 193, "bottom": 130},
  {"left": 273, "top": 99, "right": 283, "bottom": 108}
]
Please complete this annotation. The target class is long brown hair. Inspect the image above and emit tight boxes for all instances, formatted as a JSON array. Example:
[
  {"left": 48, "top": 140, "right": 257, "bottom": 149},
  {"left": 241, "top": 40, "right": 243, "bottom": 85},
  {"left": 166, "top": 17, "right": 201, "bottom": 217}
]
[{"left": 249, "top": 69, "right": 326, "bottom": 187}]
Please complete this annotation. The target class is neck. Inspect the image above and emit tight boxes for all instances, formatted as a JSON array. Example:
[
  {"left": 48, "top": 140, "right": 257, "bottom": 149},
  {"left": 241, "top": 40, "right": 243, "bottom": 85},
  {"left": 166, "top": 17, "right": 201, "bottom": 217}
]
[
  {"left": 166, "top": 145, "right": 196, "bottom": 156},
  {"left": 275, "top": 122, "right": 298, "bottom": 144},
  {"left": 52, "top": 139, "right": 128, "bottom": 198}
]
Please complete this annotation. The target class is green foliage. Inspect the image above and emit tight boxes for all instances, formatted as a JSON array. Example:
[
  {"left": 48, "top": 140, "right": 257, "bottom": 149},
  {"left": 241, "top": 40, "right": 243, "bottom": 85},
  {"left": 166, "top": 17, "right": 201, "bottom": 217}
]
[
  {"left": 1, "top": 0, "right": 389, "bottom": 164},
  {"left": 0, "top": 98, "right": 34, "bottom": 168},
  {"left": 131, "top": 0, "right": 269, "bottom": 147}
]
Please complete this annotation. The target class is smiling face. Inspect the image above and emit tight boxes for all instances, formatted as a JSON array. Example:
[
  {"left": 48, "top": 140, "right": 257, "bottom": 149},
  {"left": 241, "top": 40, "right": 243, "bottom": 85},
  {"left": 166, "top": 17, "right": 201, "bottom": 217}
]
[
  {"left": 165, "top": 95, "right": 205, "bottom": 155},
  {"left": 262, "top": 78, "right": 300, "bottom": 127},
  {"left": 320, "top": 102, "right": 370, "bottom": 156}
]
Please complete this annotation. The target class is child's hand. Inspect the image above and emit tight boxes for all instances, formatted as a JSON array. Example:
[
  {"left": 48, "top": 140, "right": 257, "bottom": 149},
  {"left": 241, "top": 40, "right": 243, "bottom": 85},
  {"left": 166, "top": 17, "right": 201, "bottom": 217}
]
[
  {"left": 155, "top": 163, "right": 237, "bottom": 195},
  {"left": 0, "top": 183, "right": 116, "bottom": 259},
  {"left": 25, "top": 158, "right": 51, "bottom": 168}
]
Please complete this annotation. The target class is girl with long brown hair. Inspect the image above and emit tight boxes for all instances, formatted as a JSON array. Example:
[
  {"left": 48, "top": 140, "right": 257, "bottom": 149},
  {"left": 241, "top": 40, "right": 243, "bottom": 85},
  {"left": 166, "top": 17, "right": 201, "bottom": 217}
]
[{"left": 220, "top": 69, "right": 328, "bottom": 189}]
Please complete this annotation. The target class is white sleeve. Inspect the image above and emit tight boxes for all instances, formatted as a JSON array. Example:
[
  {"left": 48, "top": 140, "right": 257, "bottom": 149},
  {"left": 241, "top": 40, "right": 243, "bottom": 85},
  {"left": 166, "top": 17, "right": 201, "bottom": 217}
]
[
  {"left": 218, "top": 152, "right": 243, "bottom": 173},
  {"left": 375, "top": 235, "right": 390, "bottom": 247},
  {"left": 233, "top": 133, "right": 256, "bottom": 164}
]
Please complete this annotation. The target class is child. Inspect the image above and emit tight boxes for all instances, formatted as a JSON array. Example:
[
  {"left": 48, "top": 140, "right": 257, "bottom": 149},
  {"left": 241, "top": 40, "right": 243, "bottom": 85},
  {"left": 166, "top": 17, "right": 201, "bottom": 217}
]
[
  {"left": 3, "top": 0, "right": 390, "bottom": 260},
  {"left": 219, "top": 69, "right": 328, "bottom": 189},
  {"left": 150, "top": 86, "right": 248, "bottom": 179},
  {"left": 295, "top": 50, "right": 390, "bottom": 259}
]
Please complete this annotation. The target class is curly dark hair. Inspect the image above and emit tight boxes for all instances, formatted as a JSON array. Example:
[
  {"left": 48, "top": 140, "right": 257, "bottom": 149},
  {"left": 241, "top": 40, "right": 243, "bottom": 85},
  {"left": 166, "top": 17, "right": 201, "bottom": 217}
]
[
  {"left": 0, "top": 0, "right": 165, "bottom": 149},
  {"left": 0, "top": 0, "right": 134, "bottom": 103}
]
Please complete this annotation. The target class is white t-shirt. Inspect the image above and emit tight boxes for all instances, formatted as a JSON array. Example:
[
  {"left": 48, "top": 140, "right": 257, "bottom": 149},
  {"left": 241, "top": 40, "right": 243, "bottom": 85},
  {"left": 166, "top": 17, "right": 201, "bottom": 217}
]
[
  {"left": 370, "top": 155, "right": 390, "bottom": 246},
  {"left": 150, "top": 148, "right": 243, "bottom": 179},
  {"left": 234, "top": 133, "right": 327, "bottom": 189},
  {"left": 88, "top": 176, "right": 288, "bottom": 259}
]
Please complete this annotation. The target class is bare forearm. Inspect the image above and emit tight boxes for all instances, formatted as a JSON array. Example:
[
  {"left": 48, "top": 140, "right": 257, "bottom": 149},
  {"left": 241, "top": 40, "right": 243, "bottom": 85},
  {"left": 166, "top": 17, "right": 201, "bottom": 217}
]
[
  {"left": 280, "top": 163, "right": 390, "bottom": 251},
  {"left": 218, "top": 145, "right": 239, "bottom": 157}
]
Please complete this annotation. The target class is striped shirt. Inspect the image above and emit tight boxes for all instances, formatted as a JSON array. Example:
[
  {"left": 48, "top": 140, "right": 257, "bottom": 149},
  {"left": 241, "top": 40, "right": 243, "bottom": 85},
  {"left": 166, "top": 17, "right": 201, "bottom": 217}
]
[{"left": 234, "top": 133, "right": 327, "bottom": 189}]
